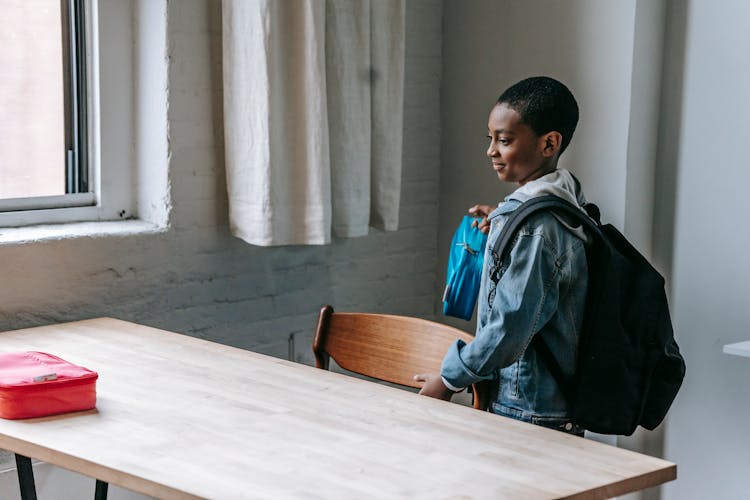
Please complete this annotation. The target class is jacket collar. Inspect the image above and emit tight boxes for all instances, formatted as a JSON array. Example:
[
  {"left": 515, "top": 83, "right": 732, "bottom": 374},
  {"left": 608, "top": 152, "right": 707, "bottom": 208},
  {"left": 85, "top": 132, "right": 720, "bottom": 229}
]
[{"left": 488, "top": 199, "right": 521, "bottom": 221}]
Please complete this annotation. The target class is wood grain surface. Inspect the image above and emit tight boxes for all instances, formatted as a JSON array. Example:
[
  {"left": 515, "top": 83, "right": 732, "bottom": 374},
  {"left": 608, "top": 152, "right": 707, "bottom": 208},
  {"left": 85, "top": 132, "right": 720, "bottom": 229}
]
[
  {"left": 313, "top": 305, "right": 492, "bottom": 410},
  {"left": 0, "top": 318, "right": 676, "bottom": 499}
]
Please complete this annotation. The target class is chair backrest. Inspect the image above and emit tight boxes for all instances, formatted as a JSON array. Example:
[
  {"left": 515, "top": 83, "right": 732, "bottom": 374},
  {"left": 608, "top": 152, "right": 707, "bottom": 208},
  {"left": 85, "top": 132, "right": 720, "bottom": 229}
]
[{"left": 313, "top": 305, "right": 490, "bottom": 410}]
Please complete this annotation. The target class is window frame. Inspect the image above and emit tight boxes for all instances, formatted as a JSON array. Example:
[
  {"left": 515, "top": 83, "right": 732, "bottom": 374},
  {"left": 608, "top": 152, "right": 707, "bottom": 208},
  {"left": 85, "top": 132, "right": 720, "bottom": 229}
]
[
  {"left": 63, "top": 0, "right": 90, "bottom": 195},
  {"left": 0, "top": 0, "right": 137, "bottom": 229}
]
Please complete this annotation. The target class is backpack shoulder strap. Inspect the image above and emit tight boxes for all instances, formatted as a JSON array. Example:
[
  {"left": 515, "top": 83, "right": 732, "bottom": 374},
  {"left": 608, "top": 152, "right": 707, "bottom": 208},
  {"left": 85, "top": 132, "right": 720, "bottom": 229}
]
[
  {"left": 491, "top": 195, "right": 600, "bottom": 259},
  {"left": 490, "top": 194, "right": 601, "bottom": 405}
]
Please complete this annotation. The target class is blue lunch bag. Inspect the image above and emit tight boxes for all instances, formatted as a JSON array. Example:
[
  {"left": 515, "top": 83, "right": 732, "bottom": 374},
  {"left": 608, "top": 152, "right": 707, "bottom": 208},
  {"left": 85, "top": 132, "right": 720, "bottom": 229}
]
[{"left": 442, "top": 216, "right": 488, "bottom": 320}]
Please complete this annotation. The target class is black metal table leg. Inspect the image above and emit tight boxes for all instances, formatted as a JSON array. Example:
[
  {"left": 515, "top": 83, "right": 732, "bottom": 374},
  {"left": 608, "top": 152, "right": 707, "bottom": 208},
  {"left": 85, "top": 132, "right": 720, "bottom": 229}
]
[
  {"left": 14, "top": 452, "right": 108, "bottom": 500},
  {"left": 14, "top": 454, "right": 38, "bottom": 500},
  {"left": 95, "top": 479, "right": 109, "bottom": 500}
]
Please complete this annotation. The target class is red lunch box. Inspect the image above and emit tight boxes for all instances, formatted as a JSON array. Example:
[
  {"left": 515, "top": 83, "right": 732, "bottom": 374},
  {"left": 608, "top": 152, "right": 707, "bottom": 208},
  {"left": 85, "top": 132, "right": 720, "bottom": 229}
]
[{"left": 0, "top": 351, "right": 98, "bottom": 419}]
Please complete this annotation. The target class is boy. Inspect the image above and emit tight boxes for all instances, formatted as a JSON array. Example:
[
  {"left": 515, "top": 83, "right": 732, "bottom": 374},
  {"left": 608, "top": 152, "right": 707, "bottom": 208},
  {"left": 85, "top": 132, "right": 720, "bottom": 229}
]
[{"left": 415, "top": 76, "right": 589, "bottom": 435}]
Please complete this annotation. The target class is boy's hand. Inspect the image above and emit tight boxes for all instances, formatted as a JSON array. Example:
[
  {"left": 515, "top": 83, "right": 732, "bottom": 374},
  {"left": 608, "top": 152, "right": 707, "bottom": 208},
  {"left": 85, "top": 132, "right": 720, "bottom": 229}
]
[
  {"left": 468, "top": 204, "right": 494, "bottom": 234},
  {"left": 414, "top": 373, "right": 454, "bottom": 401}
]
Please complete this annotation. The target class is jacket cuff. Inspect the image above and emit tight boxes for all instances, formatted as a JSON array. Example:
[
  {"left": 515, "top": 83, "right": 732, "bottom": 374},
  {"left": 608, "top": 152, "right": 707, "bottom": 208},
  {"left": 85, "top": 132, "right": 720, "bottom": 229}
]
[
  {"left": 440, "top": 339, "right": 483, "bottom": 389},
  {"left": 441, "top": 376, "right": 464, "bottom": 392}
]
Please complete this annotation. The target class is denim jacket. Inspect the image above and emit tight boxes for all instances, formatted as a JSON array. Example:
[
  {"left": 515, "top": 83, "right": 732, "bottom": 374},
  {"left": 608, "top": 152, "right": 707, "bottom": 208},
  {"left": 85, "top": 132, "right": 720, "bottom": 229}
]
[{"left": 441, "top": 171, "right": 589, "bottom": 431}]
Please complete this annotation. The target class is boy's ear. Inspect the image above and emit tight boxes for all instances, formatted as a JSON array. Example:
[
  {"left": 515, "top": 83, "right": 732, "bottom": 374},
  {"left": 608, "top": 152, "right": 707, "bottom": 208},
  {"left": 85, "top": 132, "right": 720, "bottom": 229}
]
[{"left": 540, "top": 131, "right": 562, "bottom": 157}]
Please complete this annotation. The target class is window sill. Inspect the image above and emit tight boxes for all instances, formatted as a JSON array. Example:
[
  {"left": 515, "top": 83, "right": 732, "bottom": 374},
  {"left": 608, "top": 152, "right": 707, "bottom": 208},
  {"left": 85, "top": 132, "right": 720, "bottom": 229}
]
[{"left": 0, "top": 219, "right": 166, "bottom": 246}]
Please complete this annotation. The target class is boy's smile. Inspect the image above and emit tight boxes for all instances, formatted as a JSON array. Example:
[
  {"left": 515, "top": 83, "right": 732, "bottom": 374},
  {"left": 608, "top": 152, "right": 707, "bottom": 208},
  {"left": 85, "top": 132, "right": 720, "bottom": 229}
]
[{"left": 486, "top": 103, "right": 558, "bottom": 186}]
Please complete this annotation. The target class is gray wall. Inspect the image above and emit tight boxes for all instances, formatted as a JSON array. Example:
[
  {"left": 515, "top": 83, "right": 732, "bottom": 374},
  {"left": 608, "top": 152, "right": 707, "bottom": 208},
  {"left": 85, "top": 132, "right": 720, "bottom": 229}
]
[
  {"left": 0, "top": 1, "right": 444, "bottom": 498},
  {"left": 661, "top": 0, "right": 750, "bottom": 498},
  {"left": 0, "top": 1, "right": 443, "bottom": 359}
]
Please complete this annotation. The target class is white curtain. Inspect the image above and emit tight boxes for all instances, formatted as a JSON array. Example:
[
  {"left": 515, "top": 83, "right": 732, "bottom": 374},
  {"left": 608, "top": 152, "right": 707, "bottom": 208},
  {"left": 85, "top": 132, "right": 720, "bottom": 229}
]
[{"left": 222, "top": 0, "right": 405, "bottom": 246}]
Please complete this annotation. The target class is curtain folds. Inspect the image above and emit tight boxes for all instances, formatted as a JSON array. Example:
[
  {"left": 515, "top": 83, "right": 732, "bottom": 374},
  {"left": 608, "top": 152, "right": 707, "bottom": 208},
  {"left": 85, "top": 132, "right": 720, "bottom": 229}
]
[{"left": 222, "top": 0, "right": 405, "bottom": 246}]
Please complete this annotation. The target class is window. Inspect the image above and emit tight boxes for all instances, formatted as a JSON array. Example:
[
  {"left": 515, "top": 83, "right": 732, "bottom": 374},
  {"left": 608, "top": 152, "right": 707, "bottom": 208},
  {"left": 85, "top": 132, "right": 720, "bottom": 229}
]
[
  {"left": 0, "top": 0, "right": 94, "bottom": 218},
  {"left": 0, "top": 0, "right": 168, "bottom": 233}
]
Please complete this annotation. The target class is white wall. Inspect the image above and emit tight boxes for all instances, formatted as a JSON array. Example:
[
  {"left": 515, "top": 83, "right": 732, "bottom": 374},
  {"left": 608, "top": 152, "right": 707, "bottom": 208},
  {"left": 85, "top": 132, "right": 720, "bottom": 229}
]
[
  {"left": 0, "top": 1, "right": 444, "bottom": 498},
  {"left": 662, "top": 0, "right": 750, "bottom": 498}
]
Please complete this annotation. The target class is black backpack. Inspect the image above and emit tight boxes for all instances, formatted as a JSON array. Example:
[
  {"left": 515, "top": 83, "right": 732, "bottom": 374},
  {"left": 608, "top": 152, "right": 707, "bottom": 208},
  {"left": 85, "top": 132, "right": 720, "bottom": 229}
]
[{"left": 491, "top": 195, "right": 686, "bottom": 436}]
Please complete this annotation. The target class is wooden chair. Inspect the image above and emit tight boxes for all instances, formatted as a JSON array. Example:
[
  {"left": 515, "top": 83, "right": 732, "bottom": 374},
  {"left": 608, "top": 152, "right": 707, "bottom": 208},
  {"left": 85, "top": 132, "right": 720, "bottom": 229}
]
[{"left": 312, "top": 305, "right": 491, "bottom": 410}]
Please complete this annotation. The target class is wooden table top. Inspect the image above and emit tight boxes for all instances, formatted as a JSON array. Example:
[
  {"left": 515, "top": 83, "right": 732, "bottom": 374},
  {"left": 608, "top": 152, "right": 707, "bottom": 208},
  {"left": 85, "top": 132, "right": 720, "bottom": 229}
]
[{"left": 0, "top": 318, "right": 676, "bottom": 499}]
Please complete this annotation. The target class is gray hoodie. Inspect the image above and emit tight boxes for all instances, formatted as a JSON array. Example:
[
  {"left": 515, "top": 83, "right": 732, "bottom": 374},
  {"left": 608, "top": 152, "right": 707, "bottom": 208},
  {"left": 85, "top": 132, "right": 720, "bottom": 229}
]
[{"left": 505, "top": 168, "right": 591, "bottom": 242}]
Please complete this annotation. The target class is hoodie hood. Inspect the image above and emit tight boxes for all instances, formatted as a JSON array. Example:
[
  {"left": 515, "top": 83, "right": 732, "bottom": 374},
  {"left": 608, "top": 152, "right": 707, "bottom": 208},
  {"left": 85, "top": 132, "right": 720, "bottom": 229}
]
[
  {"left": 506, "top": 168, "right": 587, "bottom": 207},
  {"left": 505, "top": 169, "right": 591, "bottom": 241}
]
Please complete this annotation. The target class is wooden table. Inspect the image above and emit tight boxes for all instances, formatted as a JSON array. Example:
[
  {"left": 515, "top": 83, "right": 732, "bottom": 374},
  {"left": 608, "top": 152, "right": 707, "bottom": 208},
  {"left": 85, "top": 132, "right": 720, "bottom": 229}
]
[{"left": 0, "top": 318, "right": 676, "bottom": 499}]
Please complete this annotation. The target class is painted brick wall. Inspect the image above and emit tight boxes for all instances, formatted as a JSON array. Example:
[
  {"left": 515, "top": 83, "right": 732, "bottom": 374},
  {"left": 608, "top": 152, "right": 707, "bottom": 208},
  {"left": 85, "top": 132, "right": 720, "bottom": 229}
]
[{"left": 0, "top": 0, "right": 444, "bottom": 369}]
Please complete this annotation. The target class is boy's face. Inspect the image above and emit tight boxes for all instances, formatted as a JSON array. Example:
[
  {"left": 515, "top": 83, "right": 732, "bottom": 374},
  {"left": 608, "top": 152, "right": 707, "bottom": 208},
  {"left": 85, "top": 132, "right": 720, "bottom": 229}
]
[{"left": 486, "top": 103, "right": 555, "bottom": 186}]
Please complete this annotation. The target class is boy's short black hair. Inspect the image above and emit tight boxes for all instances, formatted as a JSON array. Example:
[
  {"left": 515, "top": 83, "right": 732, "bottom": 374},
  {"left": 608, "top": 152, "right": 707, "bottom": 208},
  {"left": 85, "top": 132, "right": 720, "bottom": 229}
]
[{"left": 498, "top": 76, "right": 579, "bottom": 155}]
